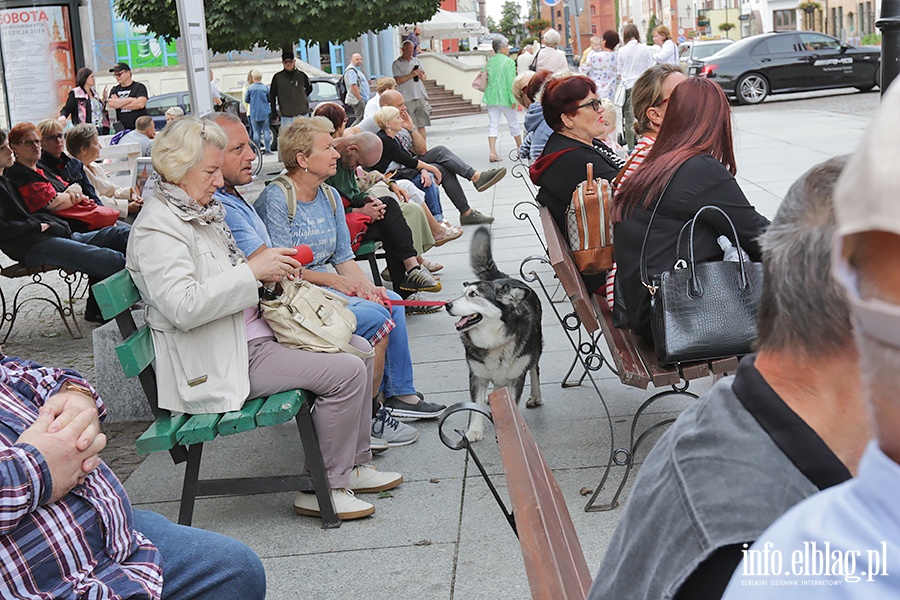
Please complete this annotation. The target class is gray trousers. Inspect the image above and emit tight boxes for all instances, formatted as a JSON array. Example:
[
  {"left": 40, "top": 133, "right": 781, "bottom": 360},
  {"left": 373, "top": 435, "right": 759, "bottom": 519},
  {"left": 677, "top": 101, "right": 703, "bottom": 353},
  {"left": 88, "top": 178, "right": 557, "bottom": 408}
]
[
  {"left": 247, "top": 335, "right": 374, "bottom": 489},
  {"left": 420, "top": 146, "right": 476, "bottom": 214}
]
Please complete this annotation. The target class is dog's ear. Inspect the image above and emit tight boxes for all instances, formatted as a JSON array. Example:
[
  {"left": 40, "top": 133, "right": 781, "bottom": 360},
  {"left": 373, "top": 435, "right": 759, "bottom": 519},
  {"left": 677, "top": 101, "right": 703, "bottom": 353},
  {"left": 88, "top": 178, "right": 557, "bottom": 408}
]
[{"left": 498, "top": 284, "right": 528, "bottom": 306}]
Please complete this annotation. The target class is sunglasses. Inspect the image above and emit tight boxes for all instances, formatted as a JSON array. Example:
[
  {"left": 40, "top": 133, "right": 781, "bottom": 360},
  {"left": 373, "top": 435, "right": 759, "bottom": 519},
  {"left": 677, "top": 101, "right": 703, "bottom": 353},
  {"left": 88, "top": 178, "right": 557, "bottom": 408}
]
[
  {"left": 43, "top": 133, "right": 64, "bottom": 141},
  {"left": 576, "top": 98, "right": 603, "bottom": 113},
  {"left": 16, "top": 139, "right": 41, "bottom": 147},
  {"left": 652, "top": 96, "right": 671, "bottom": 108}
]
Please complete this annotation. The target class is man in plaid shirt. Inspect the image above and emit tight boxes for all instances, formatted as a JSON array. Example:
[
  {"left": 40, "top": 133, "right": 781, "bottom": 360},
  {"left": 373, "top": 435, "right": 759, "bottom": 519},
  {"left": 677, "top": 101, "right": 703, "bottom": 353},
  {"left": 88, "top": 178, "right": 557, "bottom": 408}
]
[{"left": 0, "top": 352, "right": 265, "bottom": 599}]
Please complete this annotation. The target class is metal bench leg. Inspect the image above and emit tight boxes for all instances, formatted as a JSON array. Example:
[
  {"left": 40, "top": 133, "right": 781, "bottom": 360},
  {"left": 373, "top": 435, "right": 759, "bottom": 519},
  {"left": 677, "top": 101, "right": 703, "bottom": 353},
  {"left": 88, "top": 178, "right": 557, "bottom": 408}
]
[
  {"left": 295, "top": 401, "right": 340, "bottom": 529},
  {"left": 178, "top": 443, "right": 203, "bottom": 526}
]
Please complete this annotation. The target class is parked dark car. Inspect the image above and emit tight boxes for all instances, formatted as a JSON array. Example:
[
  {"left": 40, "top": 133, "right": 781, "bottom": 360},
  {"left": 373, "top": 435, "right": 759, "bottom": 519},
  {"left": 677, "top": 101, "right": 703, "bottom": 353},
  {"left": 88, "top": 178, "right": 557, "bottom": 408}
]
[
  {"left": 144, "top": 77, "right": 356, "bottom": 149},
  {"left": 694, "top": 31, "right": 881, "bottom": 104}
]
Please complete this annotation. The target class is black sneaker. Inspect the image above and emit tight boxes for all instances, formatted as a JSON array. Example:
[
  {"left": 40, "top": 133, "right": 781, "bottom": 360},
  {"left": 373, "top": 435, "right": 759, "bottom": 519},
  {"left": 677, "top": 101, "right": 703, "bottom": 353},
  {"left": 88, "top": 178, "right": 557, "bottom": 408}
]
[{"left": 383, "top": 396, "right": 447, "bottom": 419}]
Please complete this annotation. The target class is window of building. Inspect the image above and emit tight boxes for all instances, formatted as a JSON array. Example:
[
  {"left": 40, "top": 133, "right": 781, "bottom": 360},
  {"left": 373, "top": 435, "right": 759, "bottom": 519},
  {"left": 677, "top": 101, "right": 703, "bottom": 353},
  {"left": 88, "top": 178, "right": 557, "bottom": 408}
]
[
  {"left": 590, "top": 4, "right": 597, "bottom": 15},
  {"left": 591, "top": 24, "right": 598, "bottom": 33},
  {"left": 773, "top": 8, "right": 797, "bottom": 31}
]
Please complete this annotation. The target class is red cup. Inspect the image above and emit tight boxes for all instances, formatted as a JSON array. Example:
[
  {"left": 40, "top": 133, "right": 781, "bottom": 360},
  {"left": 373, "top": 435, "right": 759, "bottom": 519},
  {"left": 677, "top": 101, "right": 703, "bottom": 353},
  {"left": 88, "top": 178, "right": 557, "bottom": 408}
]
[{"left": 293, "top": 244, "right": 314, "bottom": 265}]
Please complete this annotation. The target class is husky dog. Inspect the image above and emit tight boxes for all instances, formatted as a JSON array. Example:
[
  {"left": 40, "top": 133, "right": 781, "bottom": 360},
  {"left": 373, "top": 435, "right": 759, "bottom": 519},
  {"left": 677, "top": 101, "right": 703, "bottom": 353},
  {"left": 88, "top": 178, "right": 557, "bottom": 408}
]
[{"left": 445, "top": 227, "right": 542, "bottom": 441}]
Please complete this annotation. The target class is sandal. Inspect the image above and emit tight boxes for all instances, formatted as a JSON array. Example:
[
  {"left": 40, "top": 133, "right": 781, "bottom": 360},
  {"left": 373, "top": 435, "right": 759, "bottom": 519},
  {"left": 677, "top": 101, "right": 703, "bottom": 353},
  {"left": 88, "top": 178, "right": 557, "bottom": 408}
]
[
  {"left": 420, "top": 259, "right": 444, "bottom": 273},
  {"left": 489, "top": 154, "right": 502, "bottom": 163},
  {"left": 433, "top": 223, "right": 463, "bottom": 247}
]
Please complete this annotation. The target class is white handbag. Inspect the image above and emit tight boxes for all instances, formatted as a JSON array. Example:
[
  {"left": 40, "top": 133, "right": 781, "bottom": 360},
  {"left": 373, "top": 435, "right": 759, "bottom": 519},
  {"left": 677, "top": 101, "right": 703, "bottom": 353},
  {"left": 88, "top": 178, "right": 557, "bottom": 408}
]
[
  {"left": 260, "top": 280, "right": 374, "bottom": 359},
  {"left": 614, "top": 81, "right": 626, "bottom": 107}
]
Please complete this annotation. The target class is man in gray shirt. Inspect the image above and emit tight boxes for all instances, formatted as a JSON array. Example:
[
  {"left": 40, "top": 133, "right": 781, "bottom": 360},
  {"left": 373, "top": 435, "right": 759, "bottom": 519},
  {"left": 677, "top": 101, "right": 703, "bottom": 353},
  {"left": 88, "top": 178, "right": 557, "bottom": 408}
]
[
  {"left": 392, "top": 40, "right": 431, "bottom": 143},
  {"left": 588, "top": 156, "right": 870, "bottom": 600}
]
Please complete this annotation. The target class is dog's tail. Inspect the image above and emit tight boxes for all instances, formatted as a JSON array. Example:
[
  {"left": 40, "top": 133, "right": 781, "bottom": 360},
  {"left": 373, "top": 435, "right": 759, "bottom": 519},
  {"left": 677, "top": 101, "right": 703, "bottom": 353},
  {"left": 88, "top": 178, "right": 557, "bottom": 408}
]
[{"left": 470, "top": 226, "right": 508, "bottom": 281}]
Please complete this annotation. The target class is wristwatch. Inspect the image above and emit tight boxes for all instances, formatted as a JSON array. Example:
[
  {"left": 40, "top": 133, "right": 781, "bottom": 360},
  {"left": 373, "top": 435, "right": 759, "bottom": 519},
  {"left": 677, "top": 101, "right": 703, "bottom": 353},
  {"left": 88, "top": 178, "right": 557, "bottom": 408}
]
[{"left": 62, "top": 381, "right": 93, "bottom": 399}]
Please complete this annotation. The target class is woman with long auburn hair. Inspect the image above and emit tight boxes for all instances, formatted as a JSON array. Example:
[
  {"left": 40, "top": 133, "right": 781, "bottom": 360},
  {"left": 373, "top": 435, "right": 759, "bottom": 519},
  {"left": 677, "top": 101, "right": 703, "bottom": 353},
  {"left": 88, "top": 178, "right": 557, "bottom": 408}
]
[{"left": 611, "top": 77, "right": 770, "bottom": 341}]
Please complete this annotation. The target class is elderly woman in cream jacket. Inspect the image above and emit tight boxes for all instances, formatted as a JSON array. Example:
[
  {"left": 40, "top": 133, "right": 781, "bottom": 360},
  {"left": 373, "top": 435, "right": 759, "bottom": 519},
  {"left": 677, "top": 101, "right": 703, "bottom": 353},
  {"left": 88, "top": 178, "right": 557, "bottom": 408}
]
[
  {"left": 64, "top": 124, "right": 143, "bottom": 220},
  {"left": 125, "top": 117, "right": 403, "bottom": 521}
]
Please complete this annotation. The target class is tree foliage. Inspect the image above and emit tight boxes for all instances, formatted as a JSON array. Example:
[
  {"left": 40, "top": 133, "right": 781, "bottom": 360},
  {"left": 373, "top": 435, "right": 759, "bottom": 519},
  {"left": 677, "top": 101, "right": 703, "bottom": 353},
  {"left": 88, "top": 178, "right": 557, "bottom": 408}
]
[
  {"left": 486, "top": 16, "right": 499, "bottom": 32},
  {"left": 114, "top": 0, "right": 442, "bottom": 53},
  {"left": 646, "top": 14, "right": 658, "bottom": 44},
  {"left": 525, "top": 18, "right": 550, "bottom": 37},
  {"left": 499, "top": 1, "right": 521, "bottom": 40}
]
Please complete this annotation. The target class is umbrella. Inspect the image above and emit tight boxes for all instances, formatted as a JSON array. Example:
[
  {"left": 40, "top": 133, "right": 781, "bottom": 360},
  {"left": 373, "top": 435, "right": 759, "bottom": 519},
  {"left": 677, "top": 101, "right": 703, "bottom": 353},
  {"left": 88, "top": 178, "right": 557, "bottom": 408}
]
[{"left": 417, "top": 9, "right": 487, "bottom": 38}]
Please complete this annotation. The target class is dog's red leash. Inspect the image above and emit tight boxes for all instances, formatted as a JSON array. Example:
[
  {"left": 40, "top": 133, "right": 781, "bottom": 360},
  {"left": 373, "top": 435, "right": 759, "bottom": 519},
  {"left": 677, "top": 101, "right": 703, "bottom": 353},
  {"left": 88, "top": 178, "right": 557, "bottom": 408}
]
[{"left": 384, "top": 298, "right": 447, "bottom": 309}]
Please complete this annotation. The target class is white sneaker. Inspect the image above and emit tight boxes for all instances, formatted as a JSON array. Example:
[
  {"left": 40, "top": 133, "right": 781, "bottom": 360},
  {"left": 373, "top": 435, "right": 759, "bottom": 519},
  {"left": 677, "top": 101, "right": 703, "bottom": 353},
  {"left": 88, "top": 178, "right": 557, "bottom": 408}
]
[
  {"left": 349, "top": 464, "right": 403, "bottom": 493},
  {"left": 293, "top": 489, "right": 375, "bottom": 520}
]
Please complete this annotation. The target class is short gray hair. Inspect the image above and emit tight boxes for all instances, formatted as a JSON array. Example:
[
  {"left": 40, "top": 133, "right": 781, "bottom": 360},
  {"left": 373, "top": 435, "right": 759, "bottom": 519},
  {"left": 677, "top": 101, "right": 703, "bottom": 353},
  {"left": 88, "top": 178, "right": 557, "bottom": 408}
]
[
  {"left": 492, "top": 37, "right": 509, "bottom": 53},
  {"left": 65, "top": 123, "right": 98, "bottom": 157},
  {"left": 151, "top": 116, "right": 228, "bottom": 183},
  {"left": 204, "top": 111, "right": 243, "bottom": 129},
  {"left": 755, "top": 155, "right": 852, "bottom": 355},
  {"left": 543, "top": 29, "right": 561, "bottom": 46}
]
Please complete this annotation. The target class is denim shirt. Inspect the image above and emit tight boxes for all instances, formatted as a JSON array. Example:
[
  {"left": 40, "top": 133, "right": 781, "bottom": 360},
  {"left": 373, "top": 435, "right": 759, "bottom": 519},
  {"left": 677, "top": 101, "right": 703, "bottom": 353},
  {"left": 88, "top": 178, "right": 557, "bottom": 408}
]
[{"left": 244, "top": 82, "right": 271, "bottom": 122}]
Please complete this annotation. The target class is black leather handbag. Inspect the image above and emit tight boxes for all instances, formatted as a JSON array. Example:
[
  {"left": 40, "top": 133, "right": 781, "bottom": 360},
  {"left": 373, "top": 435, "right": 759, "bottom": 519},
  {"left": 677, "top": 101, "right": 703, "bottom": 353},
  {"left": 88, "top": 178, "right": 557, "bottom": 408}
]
[{"left": 640, "top": 204, "right": 764, "bottom": 365}]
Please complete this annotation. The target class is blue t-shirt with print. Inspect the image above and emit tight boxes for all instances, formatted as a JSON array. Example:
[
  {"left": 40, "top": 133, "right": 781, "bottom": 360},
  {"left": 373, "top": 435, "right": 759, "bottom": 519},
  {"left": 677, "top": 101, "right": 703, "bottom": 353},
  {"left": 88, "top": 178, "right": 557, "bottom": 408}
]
[{"left": 253, "top": 182, "right": 354, "bottom": 271}]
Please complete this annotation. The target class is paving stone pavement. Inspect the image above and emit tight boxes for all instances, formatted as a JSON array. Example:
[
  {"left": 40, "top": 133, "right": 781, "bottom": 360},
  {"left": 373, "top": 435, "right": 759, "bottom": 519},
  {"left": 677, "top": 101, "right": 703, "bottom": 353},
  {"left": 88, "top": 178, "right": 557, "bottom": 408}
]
[{"left": 0, "top": 91, "right": 877, "bottom": 598}]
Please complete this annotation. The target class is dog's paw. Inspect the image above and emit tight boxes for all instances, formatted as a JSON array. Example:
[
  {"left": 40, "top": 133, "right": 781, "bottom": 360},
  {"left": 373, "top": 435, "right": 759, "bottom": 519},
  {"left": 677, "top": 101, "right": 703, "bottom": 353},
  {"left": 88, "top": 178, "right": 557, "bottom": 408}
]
[
  {"left": 525, "top": 395, "right": 543, "bottom": 408},
  {"left": 465, "top": 426, "right": 485, "bottom": 442}
]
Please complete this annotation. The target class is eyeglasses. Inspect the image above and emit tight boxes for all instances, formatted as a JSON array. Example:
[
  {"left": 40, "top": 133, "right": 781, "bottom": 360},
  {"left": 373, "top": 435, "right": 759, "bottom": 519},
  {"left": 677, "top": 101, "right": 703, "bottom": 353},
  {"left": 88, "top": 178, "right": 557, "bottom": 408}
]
[
  {"left": 652, "top": 96, "right": 671, "bottom": 108},
  {"left": 576, "top": 98, "right": 603, "bottom": 113},
  {"left": 15, "top": 139, "right": 41, "bottom": 147},
  {"left": 43, "top": 133, "right": 64, "bottom": 141}
]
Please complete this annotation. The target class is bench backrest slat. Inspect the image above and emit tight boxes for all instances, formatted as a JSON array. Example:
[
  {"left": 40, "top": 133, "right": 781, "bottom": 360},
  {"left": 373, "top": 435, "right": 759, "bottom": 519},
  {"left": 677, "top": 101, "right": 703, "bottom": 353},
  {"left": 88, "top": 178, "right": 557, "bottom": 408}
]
[
  {"left": 540, "top": 207, "right": 601, "bottom": 335},
  {"left": 490, "top": 387, "right": 592, "bottom": 600},
  {"left": 116, "top": 326, "right": 154, "bottom": 378},
  {"left": 93, "top": 270, "right": 142, "bottom": 320}
]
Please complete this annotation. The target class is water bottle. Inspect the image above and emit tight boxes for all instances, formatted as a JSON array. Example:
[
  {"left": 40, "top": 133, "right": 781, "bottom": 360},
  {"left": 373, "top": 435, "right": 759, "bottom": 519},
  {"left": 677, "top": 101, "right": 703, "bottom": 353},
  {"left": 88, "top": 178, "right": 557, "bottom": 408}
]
[{"left": 717, "top": 235, "right": 750, "bottom": 262}]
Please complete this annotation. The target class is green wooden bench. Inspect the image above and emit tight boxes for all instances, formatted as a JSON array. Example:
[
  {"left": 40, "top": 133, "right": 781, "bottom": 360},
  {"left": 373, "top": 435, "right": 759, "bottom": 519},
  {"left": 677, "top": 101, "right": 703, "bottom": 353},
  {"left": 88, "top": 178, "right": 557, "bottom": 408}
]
[{"left": 92, "top": 270, "right": 340, "bottom": 528}]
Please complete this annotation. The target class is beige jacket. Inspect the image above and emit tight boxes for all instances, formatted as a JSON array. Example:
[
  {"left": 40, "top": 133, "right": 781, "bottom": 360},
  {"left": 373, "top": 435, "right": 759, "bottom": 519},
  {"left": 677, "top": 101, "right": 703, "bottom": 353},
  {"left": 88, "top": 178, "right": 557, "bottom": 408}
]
[
  {"left": 85, "top": 162, "right": 131, "bottom": 219},
  {"left": 126, "top": 186, "right": 259, "bottom": 414}
]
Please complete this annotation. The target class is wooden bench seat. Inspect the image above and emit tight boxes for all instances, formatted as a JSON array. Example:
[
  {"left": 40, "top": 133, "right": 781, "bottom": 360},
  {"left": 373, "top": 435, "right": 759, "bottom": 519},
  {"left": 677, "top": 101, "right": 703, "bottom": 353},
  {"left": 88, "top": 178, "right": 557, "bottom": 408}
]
[
  {"left": 491, "top": 387, "right": 593, "bottom": 600},
  {"left": 93, "top": 270, "right": 340, "bottom": 528}
]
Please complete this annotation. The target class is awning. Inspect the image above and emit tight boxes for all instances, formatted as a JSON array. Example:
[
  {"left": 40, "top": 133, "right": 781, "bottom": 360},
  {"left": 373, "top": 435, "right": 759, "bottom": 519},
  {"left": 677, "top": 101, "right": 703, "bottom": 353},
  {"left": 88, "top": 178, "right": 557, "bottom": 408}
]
[{"left": 417, "top": 9, "right": 487, "bottom": 38}]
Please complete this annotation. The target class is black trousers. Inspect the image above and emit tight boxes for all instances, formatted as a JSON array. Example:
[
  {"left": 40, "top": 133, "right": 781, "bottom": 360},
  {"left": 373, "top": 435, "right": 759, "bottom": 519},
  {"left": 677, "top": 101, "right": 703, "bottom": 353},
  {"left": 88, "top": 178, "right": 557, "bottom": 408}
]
[{"left": 360, "top": 195, "right": 417, "bottom": 298}]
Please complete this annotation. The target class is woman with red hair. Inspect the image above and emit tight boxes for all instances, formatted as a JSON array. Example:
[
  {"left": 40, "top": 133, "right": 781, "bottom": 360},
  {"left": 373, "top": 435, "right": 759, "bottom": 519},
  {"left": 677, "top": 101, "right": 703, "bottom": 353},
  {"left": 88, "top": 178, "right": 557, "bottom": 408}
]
[
  {"left": 529, "top": 74, "right": 624, "bottom": 293},
  {"left": 611, "top": 77, "right": 769, "bottom": 341}
]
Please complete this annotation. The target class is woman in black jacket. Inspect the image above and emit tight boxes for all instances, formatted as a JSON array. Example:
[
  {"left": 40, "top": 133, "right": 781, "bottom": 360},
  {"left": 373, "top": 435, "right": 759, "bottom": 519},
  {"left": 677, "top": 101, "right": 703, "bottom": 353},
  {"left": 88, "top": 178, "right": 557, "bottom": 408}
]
[
  {"left": 529, "top": 74, "right": 624, "bottom": 293},
  {"left": 611, "top": 77, "right": 770, "bottom": 341},
  {"left": 59, "top": 68, "right": 108, "bottom": 133}
]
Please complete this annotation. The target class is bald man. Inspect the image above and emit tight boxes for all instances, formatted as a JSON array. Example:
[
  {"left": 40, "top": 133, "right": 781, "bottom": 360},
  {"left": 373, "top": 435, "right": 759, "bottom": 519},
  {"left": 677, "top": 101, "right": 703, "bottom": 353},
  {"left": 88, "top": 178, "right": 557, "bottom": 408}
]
[
  {"left": 328, "top": 132, "right": 441, "bottom": 300},
  {"left": 345, "top": 53, "right": 370, "bottom": 126}
]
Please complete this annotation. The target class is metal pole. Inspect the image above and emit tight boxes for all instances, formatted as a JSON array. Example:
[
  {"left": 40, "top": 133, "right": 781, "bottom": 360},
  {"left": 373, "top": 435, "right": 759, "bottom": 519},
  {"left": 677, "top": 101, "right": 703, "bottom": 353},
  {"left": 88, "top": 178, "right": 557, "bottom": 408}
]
[
  {"left": 569, "top": 0, "right": 582, "bottom": 60},
  {"left": 563, "top": 1, "right": 574, "bottom": 64},
  {"left": 877, "top": 0, "right": 900, "bottom": 94}
]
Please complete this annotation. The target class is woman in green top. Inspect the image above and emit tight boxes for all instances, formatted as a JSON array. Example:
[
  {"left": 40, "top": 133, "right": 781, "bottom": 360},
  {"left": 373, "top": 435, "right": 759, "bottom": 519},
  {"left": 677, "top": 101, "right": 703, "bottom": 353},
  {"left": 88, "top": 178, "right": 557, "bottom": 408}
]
[{"left": 483, "top": 37, "right": 522, "bottom": 162}]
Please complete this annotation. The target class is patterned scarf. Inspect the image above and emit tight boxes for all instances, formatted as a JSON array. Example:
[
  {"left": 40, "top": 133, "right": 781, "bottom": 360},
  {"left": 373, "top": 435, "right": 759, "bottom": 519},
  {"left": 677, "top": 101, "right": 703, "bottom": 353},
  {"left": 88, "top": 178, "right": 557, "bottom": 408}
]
[{"left": 148, "top": 172, "right": 245, "bottom": 266}]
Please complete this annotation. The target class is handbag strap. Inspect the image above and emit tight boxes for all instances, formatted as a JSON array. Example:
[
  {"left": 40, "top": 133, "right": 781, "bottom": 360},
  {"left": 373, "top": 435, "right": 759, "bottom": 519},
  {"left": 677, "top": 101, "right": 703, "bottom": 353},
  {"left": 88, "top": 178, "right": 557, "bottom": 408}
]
[
  {"left": 686, "top": 205, "right": 752, "bottom": 292},
  {"left": 638, "top": 175, "right": 676, "bottom": 294}
]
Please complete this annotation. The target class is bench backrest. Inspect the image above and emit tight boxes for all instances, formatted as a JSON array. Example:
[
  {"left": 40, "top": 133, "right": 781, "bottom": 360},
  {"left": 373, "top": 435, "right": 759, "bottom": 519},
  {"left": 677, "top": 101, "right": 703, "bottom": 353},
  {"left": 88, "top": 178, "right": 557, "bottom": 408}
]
[
  {"left": 97, "top": 140, "right": 141, "bottom": 189},
  {"left": 490, "top": 387, "right": 592, "bottom": 600},
  {"left": 91, "top": 270, "right": 162, "bottom": 414},
  {"left": 540, "top": 207, "right": 601, "bottom": 336}
]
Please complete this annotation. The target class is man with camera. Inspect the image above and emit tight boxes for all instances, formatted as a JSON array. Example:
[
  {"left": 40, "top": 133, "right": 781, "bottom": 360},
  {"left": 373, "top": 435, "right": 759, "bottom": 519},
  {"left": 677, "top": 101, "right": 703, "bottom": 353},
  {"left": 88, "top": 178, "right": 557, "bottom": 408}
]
[{"left": 392, "top": 40, "right": 431, "bottom": 143}]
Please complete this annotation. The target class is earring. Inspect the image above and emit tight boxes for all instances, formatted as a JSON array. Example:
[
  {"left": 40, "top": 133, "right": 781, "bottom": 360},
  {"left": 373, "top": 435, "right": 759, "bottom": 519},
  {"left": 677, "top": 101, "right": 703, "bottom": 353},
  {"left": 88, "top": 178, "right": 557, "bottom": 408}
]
[{"left": 304, "top": 166, "right": 309, "bottom": 173}]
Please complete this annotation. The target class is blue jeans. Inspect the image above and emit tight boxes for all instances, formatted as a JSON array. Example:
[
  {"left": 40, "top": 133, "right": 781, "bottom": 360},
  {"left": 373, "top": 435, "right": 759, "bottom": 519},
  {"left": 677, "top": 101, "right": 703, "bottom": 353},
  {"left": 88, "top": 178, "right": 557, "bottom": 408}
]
[
  {"left": 23, "top": 225, "right": 129, "bottom": 280},
  {"left": 250, "top": 118, "right": 272, "bottom": 152},
  {"left": 411, "top": 174, "right": 444, "bottom": 223},
  {"left": 345, "top": 291, "right": 416, "bottom": 398},
  {"left": 133, "top": 510, "right": 265, "bottom": 600}
]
